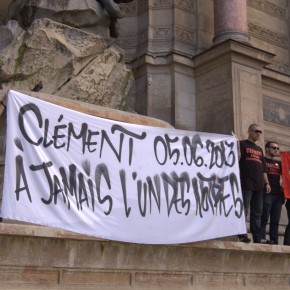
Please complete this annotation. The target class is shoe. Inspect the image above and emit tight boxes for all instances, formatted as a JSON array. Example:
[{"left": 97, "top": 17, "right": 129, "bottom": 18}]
[
  {"left": 259, "top": 239, "right": 274, "bottom": 245},
  {"left": 239, "top": 236, "right": 251, "bottom": 243}
]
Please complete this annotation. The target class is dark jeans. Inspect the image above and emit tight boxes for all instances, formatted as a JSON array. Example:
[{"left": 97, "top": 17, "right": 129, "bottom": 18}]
[
  {"left": 260, "top": 194, "right": 283, "bottom": 244},
  {"left": 239, "top": 189, "right": 263, "bottom": 243},
  {"left": 284, "top": 200, "right": 290, "bottom": 245}
]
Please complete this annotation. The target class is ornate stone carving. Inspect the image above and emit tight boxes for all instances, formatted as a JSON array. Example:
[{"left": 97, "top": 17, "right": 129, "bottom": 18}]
[
  {"left": 175, "top": 26, "right": 196, "bottom": 44},
  {"left": 153, "top": 27, "right": 172, "bottom": 39},
  {"left": 116, "top": 34, "right": 137, "bottom": 47},
  {"left": 248, "top": 22, "right": 288, "bottom": 48},
  {"left": 176, "top": 0, "right": 195, "bottom": 11},
  {"left": 247, "top": 0, "right": 287, "bottom": 20},
  {"left": 263, "top": 97, "right": 290, "bottom": 127},
  {"left": 266, "top": 62, "right": 290, "bottom": 76},
  {"left": 153, "top": 0, "right": 172, "bottom": 7},
  {"left": 119, "top": 1, "right": 137, "bottom": 16}
]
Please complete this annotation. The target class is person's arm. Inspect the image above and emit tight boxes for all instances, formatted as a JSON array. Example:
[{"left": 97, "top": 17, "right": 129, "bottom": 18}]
[
  {"left": 263, "top": 172, "right": 271, "bottom": 193},
  {"left": 232, "top": 132, "right": 241, "bottom": 160},
  {"left": 237, "top": 140, "right": 241, "bottom": 160}
]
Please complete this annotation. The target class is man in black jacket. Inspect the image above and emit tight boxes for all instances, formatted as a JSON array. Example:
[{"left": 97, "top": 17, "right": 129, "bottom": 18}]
[
  {"left": 237, "top": 124, "right": 272, "bottom": 244},
  {"left": 260, "top": 141, "right": 283, "bottom": 244}
]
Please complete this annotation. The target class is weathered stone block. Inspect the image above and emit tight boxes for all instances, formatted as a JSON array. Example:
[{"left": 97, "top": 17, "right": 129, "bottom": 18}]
[{"left": 0, "top": 18, "right": 134, "bottom": 109}]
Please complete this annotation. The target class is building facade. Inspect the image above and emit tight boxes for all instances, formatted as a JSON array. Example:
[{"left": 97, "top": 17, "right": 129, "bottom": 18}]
[
  {"left": 0, "top": 1, "right": 290, "bottom": 289},
  {"left": 117, "top": 0, "right": 290, "bottom": 150},
  {"left": 115, "top": 0, "right": 290, "bottom": 240}
]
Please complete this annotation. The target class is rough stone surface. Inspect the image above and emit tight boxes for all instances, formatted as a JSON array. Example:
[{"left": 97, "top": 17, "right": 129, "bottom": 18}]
[
  {"left": 6, "top": 0, "right": 111, "bottom": 38},
  {"left": 57, "top": 46, "right": 133, "bottom": 107},
  {"left": 0, "top": 20, "right": 24, "bottom": 52},
  {"left": 0, "top": 18, "right": 133, "bottom": 110}
]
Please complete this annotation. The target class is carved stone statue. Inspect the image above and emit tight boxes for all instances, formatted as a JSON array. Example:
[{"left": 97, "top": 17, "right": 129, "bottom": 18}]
[
  {"left": 99, "top": 0, "right": 134, "bottom": 37},
  {"left": 0, "top": 0, "right": 136, "bottom": 109},
  {"left": 5, "top": 0, "right": 134, "bottom": 38}
]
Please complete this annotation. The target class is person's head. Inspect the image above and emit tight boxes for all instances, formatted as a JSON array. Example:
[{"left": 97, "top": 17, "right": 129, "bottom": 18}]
[
  {"left": 247, "top": 124, "right": 262, "bottom": 143},
  {"left": 265, "top": 141, "right": 279, "bottom": 158}
]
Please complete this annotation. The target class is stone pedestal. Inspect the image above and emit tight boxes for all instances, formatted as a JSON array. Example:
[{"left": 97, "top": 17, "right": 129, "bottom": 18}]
[{"left": 193, "top": 40, "right": 274, "bottom": 139}]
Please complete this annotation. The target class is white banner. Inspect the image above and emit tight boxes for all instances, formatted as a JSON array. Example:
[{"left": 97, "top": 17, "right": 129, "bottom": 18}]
[{"left": 1, "top": 90, "right": 246, "bottom": 244}]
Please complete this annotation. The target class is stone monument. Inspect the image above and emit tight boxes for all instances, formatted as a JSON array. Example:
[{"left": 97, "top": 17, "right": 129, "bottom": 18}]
[{"left": 0, "top": 0, "right": 135, "bottom": 110}]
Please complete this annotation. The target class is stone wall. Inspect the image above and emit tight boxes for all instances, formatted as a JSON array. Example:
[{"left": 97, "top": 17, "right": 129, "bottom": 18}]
[
  {"left": 247, "top": 0, "right": 290, "bottom": 75},
  {"left": 116, "top": 0, "right": 290, "bottom": 135},
  {"left": 0, "top": 222, "right": 290, "bottom": 290},
  {"left": 0, "top": 2, "right": 290, "bottom": 288}
]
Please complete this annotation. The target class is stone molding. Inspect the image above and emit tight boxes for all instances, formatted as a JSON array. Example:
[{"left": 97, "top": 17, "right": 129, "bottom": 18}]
[
  {"left": 266, "top": 62, "right": 290, "bottom": 76},
  {"left": 136, "top": 0, "right": 196, "bottom": 14},
  {"left": 247, "top": 0, "right": 287, "bottom": 20},
  {"left": 175, "top": 0, "right": 196, "bottom": 12},
  {"left": 118, "top": 0, "right": 198, "bottom": 62},
  {"left": 193, "top": 40, "right": 274, "bottom": 73},
  {"left": 248, "top": 22, "right": 288, "bottom": 48},
  {"left": 151, "top": 0, "right": 172, "bottom": 8}
]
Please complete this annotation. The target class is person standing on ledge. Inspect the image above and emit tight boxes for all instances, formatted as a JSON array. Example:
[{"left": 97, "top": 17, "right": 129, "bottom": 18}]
[
  {"left": 281, "top": 151, "right": 290, "bottom": 245},
  {"left": 284, "top": 199, "right": 290, "bottom": 245},
  {"left": 260, "top": 141, "right": 283, "bottom": 244},
  {"left": 237, "top": 124, "right": 273, "bottom": 244}
]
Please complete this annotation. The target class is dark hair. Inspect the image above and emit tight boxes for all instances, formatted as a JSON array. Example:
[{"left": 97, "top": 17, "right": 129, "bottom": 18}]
[{"left": 265, "top": 141, "right": 277, "bottom": 149}]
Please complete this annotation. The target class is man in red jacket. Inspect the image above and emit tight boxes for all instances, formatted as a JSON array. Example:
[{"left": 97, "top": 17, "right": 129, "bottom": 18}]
[{"left": 280, "top": 151, "right": 290, "bottom": 245}]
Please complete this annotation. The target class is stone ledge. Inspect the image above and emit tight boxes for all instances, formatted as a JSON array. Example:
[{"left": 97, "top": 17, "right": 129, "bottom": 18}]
[
  {"left": 0, "top": 228, "right": 289, "bottom": 290},
  {"left": 0, "top": 221, "right": 289, "bottom": 254},
  {"left": 0, "top": 90, "right": 173, "bottom": 129},
  {"left": 0, "top": 270, "right": 289, "bottom": 290}
]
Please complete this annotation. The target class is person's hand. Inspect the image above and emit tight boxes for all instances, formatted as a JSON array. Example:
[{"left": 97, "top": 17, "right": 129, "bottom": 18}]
[
  {"left": 231, "top": 131, "right": 240, "bottom": 141},
  {"left": 265, "top": 184, "right": 271, "bottom": 193}
]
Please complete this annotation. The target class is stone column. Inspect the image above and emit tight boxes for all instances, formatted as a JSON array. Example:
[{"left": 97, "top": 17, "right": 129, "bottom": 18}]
[{"left": 213, "top": 0, "right": 250, "bottom": 45}]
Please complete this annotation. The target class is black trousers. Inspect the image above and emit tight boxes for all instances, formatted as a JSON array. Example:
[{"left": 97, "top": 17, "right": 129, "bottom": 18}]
[{"left": 260, "top": 194, "right": 283, "bottom": 244}]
